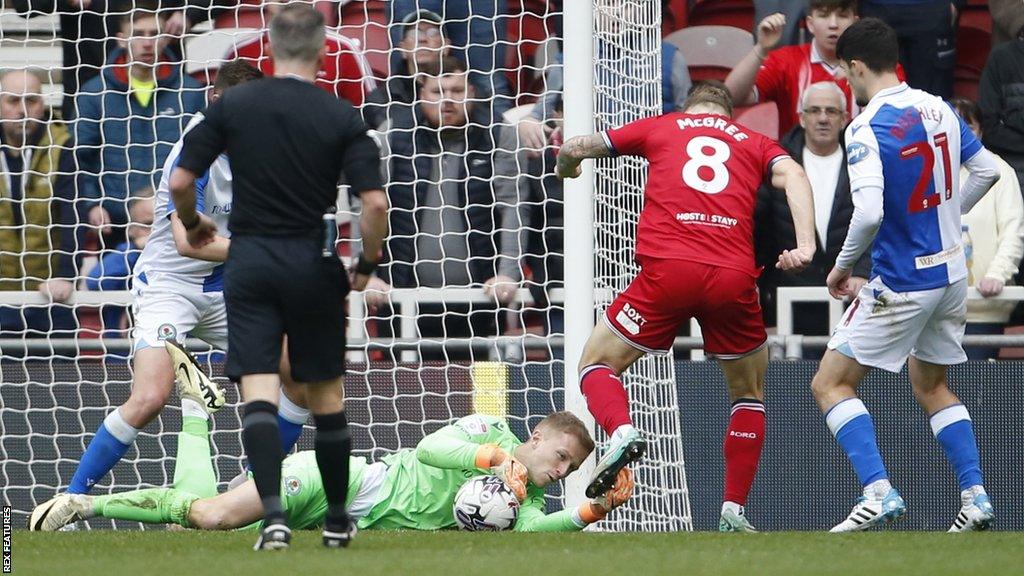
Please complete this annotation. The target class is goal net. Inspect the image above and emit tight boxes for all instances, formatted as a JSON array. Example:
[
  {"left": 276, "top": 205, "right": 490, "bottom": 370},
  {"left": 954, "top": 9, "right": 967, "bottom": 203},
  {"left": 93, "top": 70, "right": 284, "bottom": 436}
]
[{"left": 0, "top": 0, "right": 690, "bottom": 531}]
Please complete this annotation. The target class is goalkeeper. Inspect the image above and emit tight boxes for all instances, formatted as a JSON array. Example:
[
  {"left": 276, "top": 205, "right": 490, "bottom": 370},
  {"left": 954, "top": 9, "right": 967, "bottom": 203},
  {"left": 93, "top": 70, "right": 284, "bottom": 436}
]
[{"left": 31, "top": 394, "right": 633, "bottom": 533}]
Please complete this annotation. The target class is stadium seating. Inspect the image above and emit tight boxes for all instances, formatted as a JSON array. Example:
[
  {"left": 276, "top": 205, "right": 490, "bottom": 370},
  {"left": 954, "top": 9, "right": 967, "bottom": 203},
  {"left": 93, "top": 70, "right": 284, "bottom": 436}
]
[
  {"left": 663, "top": 25, "right": 753, "bottom": 82},
  {"left": 338, "top": 0, "right": 390, "bottom": 80},
  {"left": 183, "top": 27, "right": 263, "bottom": 82},
  {"left": 687, "top": 0, "right": 755, "bottom": 31},
  {"left": 954, "top": 25, "right": 991, "bottom": 101},
  {"left": 734, "top": 102, "right": 780, "bottom": 140}
]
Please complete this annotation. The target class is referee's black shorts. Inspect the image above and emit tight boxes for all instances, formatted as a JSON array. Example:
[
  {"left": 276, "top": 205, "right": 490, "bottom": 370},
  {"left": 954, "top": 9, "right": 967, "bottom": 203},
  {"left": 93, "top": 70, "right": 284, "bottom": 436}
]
[{"left": 224, "top": 235, "right": 350, "bottom": 382}]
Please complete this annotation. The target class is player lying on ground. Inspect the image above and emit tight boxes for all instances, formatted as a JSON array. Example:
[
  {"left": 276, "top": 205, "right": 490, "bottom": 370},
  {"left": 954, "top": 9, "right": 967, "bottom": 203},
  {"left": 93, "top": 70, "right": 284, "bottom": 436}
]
[
  {"left": 62, "top": 61, "right": 317, "bottom": 499},
  {"left": 810, "top": 18, "right": 1000, "bottom": 533},
  {"left": 556, "top": 81, "right": 816, "bottom": 532},
  {"left": 32, "top": 376, "right": 632, "bottom": 533}
]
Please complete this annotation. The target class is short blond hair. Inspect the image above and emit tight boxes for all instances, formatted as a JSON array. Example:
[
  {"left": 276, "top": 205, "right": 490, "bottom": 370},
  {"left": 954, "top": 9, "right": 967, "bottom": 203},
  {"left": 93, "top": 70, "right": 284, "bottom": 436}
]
[{"left": 536, "top": 411, "right": 595, "bottom": 454}]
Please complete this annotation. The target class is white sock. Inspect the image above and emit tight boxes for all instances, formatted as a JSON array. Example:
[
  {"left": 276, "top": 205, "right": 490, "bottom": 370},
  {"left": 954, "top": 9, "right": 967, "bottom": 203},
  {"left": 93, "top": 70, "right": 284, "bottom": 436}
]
[
  {"left": 961, "top": 484, "right": 986, "bottom": 503},
  {"left": 863, "top": 478, "right": 893, "bottom": 500},
  {"left": 278, "top": 389, "right": 309, "bottom": 426},
  {"left": 104, "top": 408, "right": 140, "bottom": 445},
  {"left": 722, "top": 501, "right": 744, "bottom": 516},
  {"left": 180, "top": 398, "right": 208, "bottom": 421},
  {"left": 611, "top": 424, "right": 636, "bottom": 441}
]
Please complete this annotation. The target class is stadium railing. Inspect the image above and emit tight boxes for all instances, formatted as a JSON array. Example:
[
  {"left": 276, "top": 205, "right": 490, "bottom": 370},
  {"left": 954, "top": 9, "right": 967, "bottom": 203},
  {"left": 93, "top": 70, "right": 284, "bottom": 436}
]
[
  {"left": 6, "top": 286, "right": 1024, "bottom": 359},
  {"left": 775, "top": 285, "right": 1024, "bottom": 358}
]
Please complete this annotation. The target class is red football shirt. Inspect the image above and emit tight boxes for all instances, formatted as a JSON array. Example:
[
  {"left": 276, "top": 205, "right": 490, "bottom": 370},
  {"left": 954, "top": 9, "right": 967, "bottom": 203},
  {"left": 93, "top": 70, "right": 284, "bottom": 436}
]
[
  {"left": 603, "top": 113, "right": 790, "bottom": 276},
  {"left": 754, "top": 42, "right": 905, "bottom": 134},
  {"left": 228, "top": 30, "right": 377, "bottom": 106}
]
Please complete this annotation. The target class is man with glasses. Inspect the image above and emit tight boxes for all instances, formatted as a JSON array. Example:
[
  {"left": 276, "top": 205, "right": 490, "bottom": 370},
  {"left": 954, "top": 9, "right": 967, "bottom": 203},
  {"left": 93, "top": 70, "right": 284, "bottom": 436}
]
[
  {"left": 363, "top": 9, "right": 450, "bottom": 130},
  {"left": 756, "top": 81, "right": 872, "bottom": 353}
]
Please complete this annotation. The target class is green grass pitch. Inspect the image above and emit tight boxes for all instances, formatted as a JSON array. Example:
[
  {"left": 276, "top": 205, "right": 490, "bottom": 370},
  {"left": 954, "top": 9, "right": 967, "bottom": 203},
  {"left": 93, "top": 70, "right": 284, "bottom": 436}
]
[{"left": 10, "top": 530, "right": 1024, "bottom": 576}]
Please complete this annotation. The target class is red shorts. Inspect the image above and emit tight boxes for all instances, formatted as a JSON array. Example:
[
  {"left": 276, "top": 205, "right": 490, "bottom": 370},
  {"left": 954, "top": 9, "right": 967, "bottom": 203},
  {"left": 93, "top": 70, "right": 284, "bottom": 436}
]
[{"left": 604, "top": 257, "right": 767, "bottom": 358}]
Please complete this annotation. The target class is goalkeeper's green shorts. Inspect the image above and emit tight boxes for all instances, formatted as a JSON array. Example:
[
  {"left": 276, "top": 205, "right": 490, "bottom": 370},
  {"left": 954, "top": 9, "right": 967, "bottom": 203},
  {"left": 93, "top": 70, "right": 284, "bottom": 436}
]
[{"left": 242, "top": 451, "right": 374, "bottom": 530}]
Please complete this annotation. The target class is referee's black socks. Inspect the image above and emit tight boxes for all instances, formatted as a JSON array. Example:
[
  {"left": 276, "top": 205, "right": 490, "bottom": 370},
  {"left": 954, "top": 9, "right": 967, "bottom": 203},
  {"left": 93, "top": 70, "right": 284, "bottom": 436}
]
[
  {"left": 313, "top": 410, "right": 352, "bottom": 527},
  {"left": 242, "top": 400, "right": 287, "bottom": 525}
]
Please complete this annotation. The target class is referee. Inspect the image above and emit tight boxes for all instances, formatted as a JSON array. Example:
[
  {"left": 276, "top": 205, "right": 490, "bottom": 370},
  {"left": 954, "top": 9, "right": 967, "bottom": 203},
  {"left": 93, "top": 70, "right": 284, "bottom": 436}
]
[{"left": 168, "top": 4, "right": 388, "bottom": 551}]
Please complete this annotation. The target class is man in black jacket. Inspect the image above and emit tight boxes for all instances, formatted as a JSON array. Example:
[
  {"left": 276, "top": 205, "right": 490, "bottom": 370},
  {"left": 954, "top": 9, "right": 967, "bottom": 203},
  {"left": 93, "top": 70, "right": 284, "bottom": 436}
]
[
  {"left": 756, "top": 82, "right": 871, "bottom": 350},
  {"left": 368, "top": 57, "right": 526, "bottom": 359},
  {"left": 979, "top": 36, "right": 1024, "bottom": 189}
]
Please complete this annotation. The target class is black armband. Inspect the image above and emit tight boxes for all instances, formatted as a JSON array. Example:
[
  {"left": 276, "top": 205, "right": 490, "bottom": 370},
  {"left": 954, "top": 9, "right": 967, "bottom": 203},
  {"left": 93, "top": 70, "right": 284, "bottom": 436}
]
[{"left": 354, "top": 253, "right": 378, "bottom": 275}]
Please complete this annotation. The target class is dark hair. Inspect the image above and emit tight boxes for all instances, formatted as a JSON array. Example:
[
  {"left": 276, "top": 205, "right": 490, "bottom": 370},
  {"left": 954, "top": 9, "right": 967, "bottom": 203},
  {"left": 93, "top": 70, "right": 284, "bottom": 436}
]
[
  {"left": 808, "top": 0, "right": 858, "bottom": 14},
  {"left": 214, "top": 60, "right": 264, "bottom": 91},
  {"left": 683, "top": 80, "right": 734, "bottom": 116},
  {"left": 121, "top": 0, "right": 167, "bottom": 31},
  {"left": 836, "top": 18, "right": 899, "bottom": 73},
  {"left": 537, "top": 411, "right": 595, "bottom": 455},
  {"left": 950, "top": 97, "right": 981, "bottom": 128},
  {"left": 269, "top": 3, "right": 325, "bottom": 63}
]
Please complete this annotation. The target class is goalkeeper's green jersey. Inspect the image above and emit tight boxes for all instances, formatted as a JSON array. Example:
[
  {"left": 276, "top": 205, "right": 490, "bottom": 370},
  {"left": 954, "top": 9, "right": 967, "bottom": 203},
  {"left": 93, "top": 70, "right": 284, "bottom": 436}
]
[{"left": 358, "top": 414, "right": 582, "bottom": 532}]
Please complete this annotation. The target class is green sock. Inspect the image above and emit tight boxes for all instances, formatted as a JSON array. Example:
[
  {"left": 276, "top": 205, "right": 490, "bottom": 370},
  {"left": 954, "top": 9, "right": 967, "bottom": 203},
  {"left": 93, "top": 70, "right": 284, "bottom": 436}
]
[
  {"left": 172, "top": 416, "right": 217, "bottom": 498},
  {"left": 93, "top": 488, "right": 199, "bottom": 527}
]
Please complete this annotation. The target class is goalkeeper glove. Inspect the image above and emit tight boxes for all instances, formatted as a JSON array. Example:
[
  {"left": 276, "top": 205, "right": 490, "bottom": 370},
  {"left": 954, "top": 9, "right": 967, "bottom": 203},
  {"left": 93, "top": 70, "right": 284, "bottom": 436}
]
[
  {"left": 576, "top": 467, "right": 635, "bottom": 525},
  {"left": 475, "top": 443, "right": 528, "bottom": 502}
]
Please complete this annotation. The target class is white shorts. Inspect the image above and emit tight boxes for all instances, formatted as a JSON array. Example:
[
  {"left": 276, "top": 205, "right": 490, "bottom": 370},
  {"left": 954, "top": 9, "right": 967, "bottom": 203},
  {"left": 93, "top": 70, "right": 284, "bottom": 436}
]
[
  {"left": 828, "top": 277, "right": 967, "bottom": 373},
  {"left": 131, "top": 272, "right": 228, "bottom": 351}
]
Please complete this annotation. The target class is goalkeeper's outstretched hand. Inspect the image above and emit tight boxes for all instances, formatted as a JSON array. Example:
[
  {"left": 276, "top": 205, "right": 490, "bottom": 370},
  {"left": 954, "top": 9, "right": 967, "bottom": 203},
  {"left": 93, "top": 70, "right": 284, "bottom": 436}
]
[
  {"left": 478, "top": 443, "right": 528, "bottom": 501},
  {"left": 592, "top": 467, "right": 634, "bottom": 514}
]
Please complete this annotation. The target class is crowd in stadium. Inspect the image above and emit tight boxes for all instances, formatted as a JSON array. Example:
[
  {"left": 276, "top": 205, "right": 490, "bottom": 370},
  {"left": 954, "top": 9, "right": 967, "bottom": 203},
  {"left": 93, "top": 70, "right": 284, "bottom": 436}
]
[{"left": 1, "top": 0, "right": 1023, "bottom": 360}]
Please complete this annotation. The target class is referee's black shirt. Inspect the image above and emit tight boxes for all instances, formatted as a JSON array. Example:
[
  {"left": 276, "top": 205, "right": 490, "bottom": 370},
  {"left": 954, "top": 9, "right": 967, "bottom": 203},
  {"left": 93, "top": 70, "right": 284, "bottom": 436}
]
[{"left": 176, "top": 76, "right": 382, "bottom": 237}]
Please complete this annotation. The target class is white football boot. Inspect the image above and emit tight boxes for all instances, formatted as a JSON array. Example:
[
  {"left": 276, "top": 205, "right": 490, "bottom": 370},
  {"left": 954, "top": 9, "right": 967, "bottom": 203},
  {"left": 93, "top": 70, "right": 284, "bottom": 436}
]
[
  {"left": 165, "top": 339, "right": 226, "bottom": 414},
  {"left": 948, "top": 486, "right": 994, "bottom": 532},
  {"left": 28, "top": 494, "right": 93, "bottom": 531},
  {"left": 830, "top": 483, "right": 906, "bottom": 533}
]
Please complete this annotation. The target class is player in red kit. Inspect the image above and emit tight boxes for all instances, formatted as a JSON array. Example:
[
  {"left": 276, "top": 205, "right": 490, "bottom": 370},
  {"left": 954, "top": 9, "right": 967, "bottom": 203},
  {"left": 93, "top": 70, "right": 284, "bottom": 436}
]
[{"left": 557, "top": 82, "right": 816, "bottom": 531}]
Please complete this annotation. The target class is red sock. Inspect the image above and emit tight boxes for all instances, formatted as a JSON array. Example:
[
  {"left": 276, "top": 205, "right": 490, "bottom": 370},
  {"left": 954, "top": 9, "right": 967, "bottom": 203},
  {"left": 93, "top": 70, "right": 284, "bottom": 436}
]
[
  {"left": 580, "top": 365, "right": 632, "bottom": 435},
  {"left": 723, "top": 399, "right": 766, "bottom": 506}
]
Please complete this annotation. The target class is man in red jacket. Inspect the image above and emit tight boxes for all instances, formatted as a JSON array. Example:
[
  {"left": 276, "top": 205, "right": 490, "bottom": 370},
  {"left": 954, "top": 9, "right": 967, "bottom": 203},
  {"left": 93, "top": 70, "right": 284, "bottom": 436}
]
[{"left": 226, "top": 1, "right": 376, "bottom": 106}]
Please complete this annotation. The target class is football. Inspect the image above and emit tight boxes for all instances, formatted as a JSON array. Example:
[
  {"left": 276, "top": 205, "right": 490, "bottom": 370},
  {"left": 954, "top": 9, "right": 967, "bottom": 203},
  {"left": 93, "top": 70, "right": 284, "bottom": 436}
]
[{"left": 452, "top": 475, "right": 520, "bottom": 531}]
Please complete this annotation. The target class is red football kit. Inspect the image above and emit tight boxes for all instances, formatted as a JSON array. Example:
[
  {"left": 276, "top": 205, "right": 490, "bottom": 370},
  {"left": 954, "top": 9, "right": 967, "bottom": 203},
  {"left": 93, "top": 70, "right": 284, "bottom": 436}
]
[
  {"left": 600, "top": 112, "right": 790, "bottom": 356},
  {"left": 228, "top": 30, "right": 377, "bottom": 106},
  {"left": 755, "top": 42, "right": 906, "bottom": 134}
]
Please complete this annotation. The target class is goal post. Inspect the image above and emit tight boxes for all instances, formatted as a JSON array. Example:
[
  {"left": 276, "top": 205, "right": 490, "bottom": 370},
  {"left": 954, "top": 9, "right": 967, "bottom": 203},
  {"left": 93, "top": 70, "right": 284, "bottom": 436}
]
[
  {"left": 0, "top": 0, "right": 690, "bottom": 532},
  {"left": 562, "top": 0, "right": 693, "bottom": 530}
]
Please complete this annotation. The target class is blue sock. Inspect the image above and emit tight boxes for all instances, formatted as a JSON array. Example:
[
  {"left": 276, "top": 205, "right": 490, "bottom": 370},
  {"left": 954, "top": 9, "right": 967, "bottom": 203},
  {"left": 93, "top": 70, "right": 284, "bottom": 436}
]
[
  {"left": 68, "top": 409, "right": 139, "bottom": 494},
  {"left": 931, "top": 405, "right": 983, "bottom": 491},
  {"left": 277, "top": 388, "right": 309, "bottom": 454},
  {"left": 826, "top": 398, "right": 888, "bottom": 486},
  {"left": 278, "top": 416, "right": 304, "bottom": 453}
]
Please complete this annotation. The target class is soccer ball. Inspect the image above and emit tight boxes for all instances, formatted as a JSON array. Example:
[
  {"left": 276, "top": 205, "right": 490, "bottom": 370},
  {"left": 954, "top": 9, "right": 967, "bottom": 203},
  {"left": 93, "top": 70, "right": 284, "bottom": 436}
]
[{"left": 453, "top": 475, "right": 520, "bottom": 531}]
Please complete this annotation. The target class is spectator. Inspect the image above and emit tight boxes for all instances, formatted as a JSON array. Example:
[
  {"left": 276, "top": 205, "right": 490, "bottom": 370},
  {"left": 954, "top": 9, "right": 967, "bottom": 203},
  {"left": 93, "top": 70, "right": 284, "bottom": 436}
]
[
  {"left": 858, "top": 0, "right": 962, "bottom": 98},
  {"left": 362, "top": 9, "right": 450, "bottom": 130},
  {"left": 13, "top": 0, "right": 234, "bottom": 118},
  {"left": 370, "top": 57, "right": 527, "bottom": 358},
  {"left": 86, "top": 187, "right": 155, "bottom": 335},
  {"left": 519, "top": 35, "right": 690, "bottom": 158},
  {"left": 389, "top": 0, "right": 512, "bottom": 117},
  {"left": 0, "top": 69, "right": 81, "bottom": 338},
  {"left": 227, "top": 0, "right": 376, "bottom": 106},
  {"left": 725, "top": 0, "right": 865, "bottom": 135},
  {"left": 754, "top": 0, "right": 809, "bottom": 47},
  {"left": 979, "top": 34, "right": 1024, "bottom": 188},
  {"left": 990, "top": 0, "right": 1024, "bottom": 47},
  {"left": 952, "top": 97, "right": 1024, "bottom": 360},
  {"left": 522, "top": 95, "right": 564, "bottom": 339},
  {"left": 75, "top": 2, "right": 206, "bottom": 250},
  {"left": 755, "top": 82, "right": 870, "bottom": 348}
]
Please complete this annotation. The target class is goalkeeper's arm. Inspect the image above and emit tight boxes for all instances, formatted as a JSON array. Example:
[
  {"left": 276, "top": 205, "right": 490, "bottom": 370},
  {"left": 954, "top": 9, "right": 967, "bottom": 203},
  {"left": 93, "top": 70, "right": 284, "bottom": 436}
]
[
  {"left": 514, "top": 468, "right": 635, "bottom": 532},
  {"left": 416, "top": 416, "right": 529, "bottom": 501}
]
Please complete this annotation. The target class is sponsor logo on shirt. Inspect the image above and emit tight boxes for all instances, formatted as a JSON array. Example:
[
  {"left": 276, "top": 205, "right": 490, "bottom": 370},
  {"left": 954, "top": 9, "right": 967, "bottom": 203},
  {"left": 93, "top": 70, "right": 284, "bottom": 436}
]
[
  {"left": 847, "top": 143, "right": 869, "bottom": 164},
  {"left": 457, "top": 416, "right": 489, "bottom": 436},
  {"left": 210, "top": 203, "right": 232, "bottom": 215},
  {"left": 675, "top": 212, "right": 738, "bottom": 227}
]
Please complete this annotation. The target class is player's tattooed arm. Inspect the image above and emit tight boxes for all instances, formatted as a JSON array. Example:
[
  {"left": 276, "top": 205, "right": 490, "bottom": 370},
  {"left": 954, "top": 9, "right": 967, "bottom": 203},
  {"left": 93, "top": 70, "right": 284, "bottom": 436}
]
[{"left": 556, "top": 134, "right": 611, "bottom": 180}]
